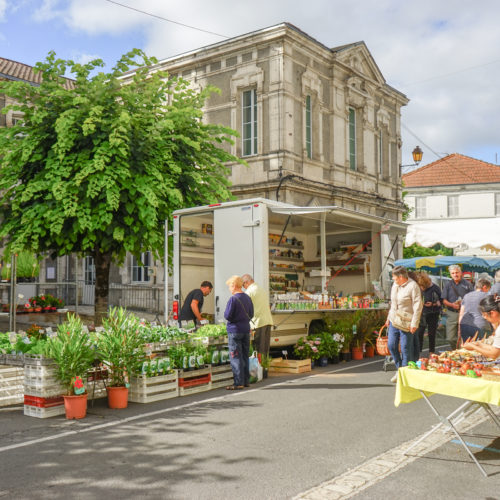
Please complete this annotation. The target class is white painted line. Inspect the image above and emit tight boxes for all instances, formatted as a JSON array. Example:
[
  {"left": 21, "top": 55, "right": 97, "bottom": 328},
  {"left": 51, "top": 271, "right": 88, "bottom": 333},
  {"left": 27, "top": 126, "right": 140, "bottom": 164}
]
[{"left": 0, "top": 358, "right": 387, "bottom": 453}]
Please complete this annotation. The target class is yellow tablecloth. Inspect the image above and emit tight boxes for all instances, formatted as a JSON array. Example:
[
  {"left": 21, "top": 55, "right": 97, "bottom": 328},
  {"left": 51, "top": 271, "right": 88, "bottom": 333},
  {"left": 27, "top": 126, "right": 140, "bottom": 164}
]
[{"left": 394, "top": 367, "right": 500, "bottom": 407}]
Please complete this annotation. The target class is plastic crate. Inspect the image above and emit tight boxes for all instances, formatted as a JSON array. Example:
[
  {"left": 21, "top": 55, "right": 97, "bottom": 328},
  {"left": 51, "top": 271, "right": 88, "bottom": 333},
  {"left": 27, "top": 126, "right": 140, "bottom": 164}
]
[
  {"left": 24, "top": 404, "right": 65, "bottom": 418},
  {"left": 24, "top": 395, "right": 64, "bottom": 408}
]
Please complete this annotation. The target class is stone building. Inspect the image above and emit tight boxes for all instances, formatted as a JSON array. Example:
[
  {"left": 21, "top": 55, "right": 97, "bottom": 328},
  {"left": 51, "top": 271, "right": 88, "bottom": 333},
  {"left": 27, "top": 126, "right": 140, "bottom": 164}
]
[{"left": 150, "top": 22, "right": 409, "bottom": 220}]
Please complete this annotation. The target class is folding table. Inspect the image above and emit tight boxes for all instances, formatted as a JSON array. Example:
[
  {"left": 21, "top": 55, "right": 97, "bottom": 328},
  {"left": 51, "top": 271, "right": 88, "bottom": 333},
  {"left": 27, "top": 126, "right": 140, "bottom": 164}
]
[{"left": 395, "top": 367, "right": 500, "bottom": 477}]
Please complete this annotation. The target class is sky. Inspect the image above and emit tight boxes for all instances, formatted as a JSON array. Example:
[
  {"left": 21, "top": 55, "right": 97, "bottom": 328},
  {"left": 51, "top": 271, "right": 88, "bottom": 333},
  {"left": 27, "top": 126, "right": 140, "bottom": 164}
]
[{"left": 0, "top": 0, "right": 499, "bottom": 169}]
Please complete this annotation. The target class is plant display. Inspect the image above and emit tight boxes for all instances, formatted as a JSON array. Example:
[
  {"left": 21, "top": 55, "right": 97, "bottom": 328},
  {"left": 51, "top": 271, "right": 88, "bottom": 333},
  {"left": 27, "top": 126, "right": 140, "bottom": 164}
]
[
  {"left": 192, "top": 324, "right": 227, "bottom": 338},
  {"left": 96, "top": 307, "right": 146, "bottom": 387},
  {"left": 293, "top": 336, "right": 320, "bottom": 360},
  {"left": 45, "top": 315, "right": 95, "bottom": 395},
  {"left": 317, "top": 332, "right": 340, "bottom": 358}
]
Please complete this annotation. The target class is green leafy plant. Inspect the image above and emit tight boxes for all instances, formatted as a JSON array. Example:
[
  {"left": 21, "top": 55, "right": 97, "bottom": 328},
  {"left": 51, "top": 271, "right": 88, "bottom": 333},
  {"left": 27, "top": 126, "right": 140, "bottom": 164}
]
[
  {"left": 46, "top": 315, "right": 95, "bottom": 395},
  {"left": 0, "top": 49, "right": 244, "bottom": 325},
  {"left": 293, "top": 336, "right": 320, "bottom": 360},
  {"left": 260, "top": 353, "right": 273, "bottom": 369},
  {"left": 96, "top": 307, "right": 146, "bottom": 387}
]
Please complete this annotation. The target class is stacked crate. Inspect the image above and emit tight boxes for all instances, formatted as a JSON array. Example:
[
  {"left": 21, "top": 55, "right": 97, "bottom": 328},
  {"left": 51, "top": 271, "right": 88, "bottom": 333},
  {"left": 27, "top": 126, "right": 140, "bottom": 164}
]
[
  {"left": 178, "top": 367, "right": 211, "bottom": 396},
  {"left": 128, "top": 371, "right": 179, "bottom": 403},
  {"left": 210, "top": 364, "right": 234, "bottom": 390},
  {"left": 0, "top": 363, "right": 24, "bottom": 407},
  {"left": 23, "top": 355, "right": 65, "bottom": 418}
]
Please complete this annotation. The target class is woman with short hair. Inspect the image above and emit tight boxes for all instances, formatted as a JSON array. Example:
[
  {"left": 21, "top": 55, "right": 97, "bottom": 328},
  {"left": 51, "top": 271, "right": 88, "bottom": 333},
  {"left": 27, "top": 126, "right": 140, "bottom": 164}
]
[
  {"left": 224, "top": 275, "right": 254, "bottom": 390},
  {"left": 463, "top": 295, "right": 500, "bottom": 359},
  {"left": 385, "top": 266, "right": 423, "bottom": 380},
  {"left": 458, "top": 278, "right": 492, "bottom": 343}
]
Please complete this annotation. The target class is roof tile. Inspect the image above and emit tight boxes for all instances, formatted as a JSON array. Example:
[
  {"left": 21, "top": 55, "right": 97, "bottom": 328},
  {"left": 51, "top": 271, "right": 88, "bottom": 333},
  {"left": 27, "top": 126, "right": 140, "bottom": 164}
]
[
  {"left": 0, "top": 56, "right": 74, "bottom": 89},
  {"left": 402, "top": 153, "right": 500, "bottom": 187}
]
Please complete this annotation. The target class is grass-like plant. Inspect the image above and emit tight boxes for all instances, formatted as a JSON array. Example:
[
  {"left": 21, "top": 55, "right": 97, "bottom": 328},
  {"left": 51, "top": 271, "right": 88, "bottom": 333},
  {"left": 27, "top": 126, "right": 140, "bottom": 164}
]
[
  {"left": 46, "top": 314, "right": 95, "bottom": 395},
  {"left": 96, "top": 307, "right": 146, "bottom": 387}
]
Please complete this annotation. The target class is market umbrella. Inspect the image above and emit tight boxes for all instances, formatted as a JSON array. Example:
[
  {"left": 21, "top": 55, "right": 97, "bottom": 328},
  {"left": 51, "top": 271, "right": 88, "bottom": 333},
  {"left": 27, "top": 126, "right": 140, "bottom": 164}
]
[{"left": 394, "top": 255, "right": 500, "bottom": 272}]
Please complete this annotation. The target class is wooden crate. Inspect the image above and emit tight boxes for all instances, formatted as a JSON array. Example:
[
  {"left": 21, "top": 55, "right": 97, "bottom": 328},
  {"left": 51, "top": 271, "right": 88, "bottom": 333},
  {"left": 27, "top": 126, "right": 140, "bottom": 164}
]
[
  {"left": 0, "top": 366, "right": 24, "bottom": 406},
  {"left": 178, "top": 367, "right": 211, "bottom": 396},
  {"left": 210, "top": 364, "right": 233, "bottom": 389},
  {"left": 269, "top": 358, "right": 311, "bottom": 374},
  {"left": 128, "top": 371, "right": 179, "bottom": 403}
]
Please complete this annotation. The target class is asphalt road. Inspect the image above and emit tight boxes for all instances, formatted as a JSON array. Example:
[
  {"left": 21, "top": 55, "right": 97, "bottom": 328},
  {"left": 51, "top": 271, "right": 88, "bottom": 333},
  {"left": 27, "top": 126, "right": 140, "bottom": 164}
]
[{"left": 0, "top": 356, "right": 498, "bottom": 499}]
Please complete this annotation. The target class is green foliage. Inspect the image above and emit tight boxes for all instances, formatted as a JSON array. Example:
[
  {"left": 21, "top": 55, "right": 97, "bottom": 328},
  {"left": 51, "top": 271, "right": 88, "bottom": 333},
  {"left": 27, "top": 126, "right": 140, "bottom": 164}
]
[
  {"left": 0, "top": 251, "right": 39, "bottom": 279},
  {"left": 0, "top": 49, "right": 243, "bottom": 318},
  {"left": 260, "top": 353, "right": 273, "bottom": 369},
  {"left": 46, "top": 315, "right": 95, "bottom": 395},
  {"left": 96, "top": 307, "right": 146, "bottom": 386},
  {"left": 403, "top": 243, "right": 453, "bottom": 259}
]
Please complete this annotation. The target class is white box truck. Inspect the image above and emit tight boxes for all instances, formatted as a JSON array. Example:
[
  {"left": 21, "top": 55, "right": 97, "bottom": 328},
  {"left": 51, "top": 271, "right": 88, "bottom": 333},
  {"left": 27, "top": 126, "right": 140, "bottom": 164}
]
[{"left": 171, "top": 198, "right": 405, "bottom": 346}]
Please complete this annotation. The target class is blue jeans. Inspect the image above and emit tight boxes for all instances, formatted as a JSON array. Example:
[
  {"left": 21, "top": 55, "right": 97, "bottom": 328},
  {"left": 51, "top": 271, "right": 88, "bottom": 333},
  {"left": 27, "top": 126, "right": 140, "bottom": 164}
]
[
  {"left": 228, "top": 332, "right": 250, "bottom": 386},
  {"left": 388, "top": 322, "right": 418, "bottom": 369}
]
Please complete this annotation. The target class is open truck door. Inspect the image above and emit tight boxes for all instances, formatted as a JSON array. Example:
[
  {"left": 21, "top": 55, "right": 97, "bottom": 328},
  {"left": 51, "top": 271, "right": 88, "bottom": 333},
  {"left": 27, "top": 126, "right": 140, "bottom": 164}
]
[{"left": 213, "top": 202, "right": 267, "bottom": 323}]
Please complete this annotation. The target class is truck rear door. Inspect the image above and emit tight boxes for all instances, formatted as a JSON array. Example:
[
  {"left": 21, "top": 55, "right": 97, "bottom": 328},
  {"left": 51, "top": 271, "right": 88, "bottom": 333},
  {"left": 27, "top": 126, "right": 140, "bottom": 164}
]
[{"left": 213, "top": 203, "right": 263, "bottom": 323}]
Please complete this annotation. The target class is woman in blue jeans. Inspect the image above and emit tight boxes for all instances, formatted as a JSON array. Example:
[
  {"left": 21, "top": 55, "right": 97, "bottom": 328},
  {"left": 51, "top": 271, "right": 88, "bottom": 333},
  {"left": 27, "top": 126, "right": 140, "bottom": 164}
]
[
  {"left": 385, "top": 266, "right": 423, "bottom": 382},
  {"left": 224, "top": 275, "right": 254, "bottom": 390}
]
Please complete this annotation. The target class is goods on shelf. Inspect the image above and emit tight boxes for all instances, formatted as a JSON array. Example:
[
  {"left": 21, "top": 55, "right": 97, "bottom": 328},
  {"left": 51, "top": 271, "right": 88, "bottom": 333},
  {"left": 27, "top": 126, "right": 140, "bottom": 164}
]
[{"left": 271, "top": 292, "right": 386, "bottom": 311}]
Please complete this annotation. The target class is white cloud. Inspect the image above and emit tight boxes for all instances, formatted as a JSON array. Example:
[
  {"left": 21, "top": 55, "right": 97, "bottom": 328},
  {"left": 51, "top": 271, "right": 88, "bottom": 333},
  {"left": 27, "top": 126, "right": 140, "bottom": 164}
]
[{"left": 17, "top": 0, "right": 500, "bottom": 166}]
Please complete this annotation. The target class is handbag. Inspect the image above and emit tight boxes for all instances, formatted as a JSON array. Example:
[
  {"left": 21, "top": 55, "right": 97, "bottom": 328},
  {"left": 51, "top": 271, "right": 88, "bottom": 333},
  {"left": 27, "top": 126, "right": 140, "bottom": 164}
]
[{"left": 392, "top": 309, "right": 413, "bottom": 332}]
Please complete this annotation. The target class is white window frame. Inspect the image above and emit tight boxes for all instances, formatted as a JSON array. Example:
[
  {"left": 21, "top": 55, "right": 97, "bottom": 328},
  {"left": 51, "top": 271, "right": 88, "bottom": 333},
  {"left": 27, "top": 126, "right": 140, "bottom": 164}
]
[
  {"left": 495, "top": 193, "right": 500, "bottom": 216},
  {"left": 131, "top": 251, "right": 152, "bottom": 283},
  {"left": 447, "top": 195, "right": 459, "bottom": 217},
  {"left": 242, "top": 89, "right": 257, "bottom": 156},
  {"left": 415, "top": 197, "right": 427, "bottom": 219},
  {"left": 84, "top": 256, "right": 96, "bottom": 285},
  {"left": 348, "top": 107, "right": 356, "bottom": 171}
]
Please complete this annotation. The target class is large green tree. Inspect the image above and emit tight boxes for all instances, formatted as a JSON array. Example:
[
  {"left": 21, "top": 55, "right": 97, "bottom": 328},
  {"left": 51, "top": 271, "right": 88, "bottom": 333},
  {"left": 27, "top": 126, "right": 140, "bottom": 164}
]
[{"left": 0, "top": 49, "right": 242, "bottom": 323}]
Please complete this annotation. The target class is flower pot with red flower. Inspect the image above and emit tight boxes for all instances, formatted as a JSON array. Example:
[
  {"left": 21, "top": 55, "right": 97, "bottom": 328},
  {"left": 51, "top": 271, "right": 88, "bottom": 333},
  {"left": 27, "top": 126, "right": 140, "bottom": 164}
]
[{"left": 46, "top": 315, "right": 95, "bottom": 419}]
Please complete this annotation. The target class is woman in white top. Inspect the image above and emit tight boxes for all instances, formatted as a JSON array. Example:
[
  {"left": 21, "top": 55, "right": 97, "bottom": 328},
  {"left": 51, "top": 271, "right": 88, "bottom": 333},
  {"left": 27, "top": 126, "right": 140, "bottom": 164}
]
[{"left": 463, "top": 294, "right": 500, "bottom": 359}]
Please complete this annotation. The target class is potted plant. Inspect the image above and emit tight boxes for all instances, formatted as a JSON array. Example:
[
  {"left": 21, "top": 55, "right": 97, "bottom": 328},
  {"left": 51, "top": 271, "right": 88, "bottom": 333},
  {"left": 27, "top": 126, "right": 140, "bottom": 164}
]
[
  {"left": 293, "top": 336, "right": 320, "bottom": 367},
  {"left": 45, "top": 314, "right": 95, "bottom": 419},
  {"left": 260, "top": 353, "right": 272, "bottom": 378},
  {"left": 96, "top": 307, "right": 146, "bottom": 409},
  {"left": 318, "top": 332, "right": 340, "bottom": 364}
]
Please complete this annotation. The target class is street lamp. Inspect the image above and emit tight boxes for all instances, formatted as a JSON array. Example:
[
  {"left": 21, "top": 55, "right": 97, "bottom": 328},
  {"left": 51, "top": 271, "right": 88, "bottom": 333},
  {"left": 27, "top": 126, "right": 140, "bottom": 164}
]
[{"left": 401, "top": 146, "right": 423, "bottom": 173}]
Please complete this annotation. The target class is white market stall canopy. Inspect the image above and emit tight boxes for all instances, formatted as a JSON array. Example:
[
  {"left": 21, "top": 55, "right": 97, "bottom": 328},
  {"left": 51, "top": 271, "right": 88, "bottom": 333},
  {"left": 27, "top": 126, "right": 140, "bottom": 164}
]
[{"left": 405, "top": 218, "right": 500, "bottom": 251}]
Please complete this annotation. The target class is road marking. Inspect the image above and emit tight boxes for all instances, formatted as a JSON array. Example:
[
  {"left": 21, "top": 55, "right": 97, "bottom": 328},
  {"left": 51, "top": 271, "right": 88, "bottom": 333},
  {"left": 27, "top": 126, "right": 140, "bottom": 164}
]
[
  {"left": 450, "top": 439, "right": 500, "bottom": 454},
  {"left": 294, "top": 407, "right": 495, "bottom": 500},
  {"left": 0, "top": 358, "right": 386, "bottom": 453}
]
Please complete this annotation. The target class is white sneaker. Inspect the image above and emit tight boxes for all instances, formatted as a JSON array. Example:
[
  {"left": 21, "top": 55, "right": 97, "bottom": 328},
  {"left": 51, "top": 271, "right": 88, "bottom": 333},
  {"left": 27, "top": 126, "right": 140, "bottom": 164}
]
[{"left": 390, "top": 374, "right": 397, "bottom": 383}]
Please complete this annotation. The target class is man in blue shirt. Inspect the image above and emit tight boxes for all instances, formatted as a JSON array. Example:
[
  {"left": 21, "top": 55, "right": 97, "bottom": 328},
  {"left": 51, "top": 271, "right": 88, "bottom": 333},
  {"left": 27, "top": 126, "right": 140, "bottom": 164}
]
[{"left": 442, "top": 265, "right": 473, "bottom": 349}]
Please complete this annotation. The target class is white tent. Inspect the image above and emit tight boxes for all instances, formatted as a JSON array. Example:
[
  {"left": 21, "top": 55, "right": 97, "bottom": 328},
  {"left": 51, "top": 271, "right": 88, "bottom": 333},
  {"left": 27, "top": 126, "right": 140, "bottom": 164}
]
[{"left": 405, "top": 218, "right": 500, "bottom": 252}]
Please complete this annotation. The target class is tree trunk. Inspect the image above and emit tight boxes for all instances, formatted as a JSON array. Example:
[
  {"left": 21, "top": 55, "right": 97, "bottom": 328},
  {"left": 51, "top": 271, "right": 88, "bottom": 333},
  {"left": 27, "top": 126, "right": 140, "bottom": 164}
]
[{"left": 94, "top": 249, "right": 112, "bottom": 326}]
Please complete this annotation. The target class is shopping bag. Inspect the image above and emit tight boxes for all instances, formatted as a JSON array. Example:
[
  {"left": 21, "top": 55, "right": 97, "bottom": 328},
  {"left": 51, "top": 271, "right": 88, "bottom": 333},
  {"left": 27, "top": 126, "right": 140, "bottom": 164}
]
[{"left": 249, "top": 351, "right": 263, "bottom": 383}]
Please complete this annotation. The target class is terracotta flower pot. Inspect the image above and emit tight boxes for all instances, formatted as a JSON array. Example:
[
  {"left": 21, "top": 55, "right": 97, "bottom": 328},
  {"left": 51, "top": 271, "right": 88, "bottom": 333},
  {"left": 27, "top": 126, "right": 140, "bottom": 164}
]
[
  {"left": 351, "top": 346, "right": 363, "bottom": 360},
  {"left": 63, "top": 393, "right": 88, "bottom": 419},
  {"left": 107, "top": 386, "right": 129, "bottom": 409},
  {"left": 365, "top": 345, "right": 375, "bottom": 358}
]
